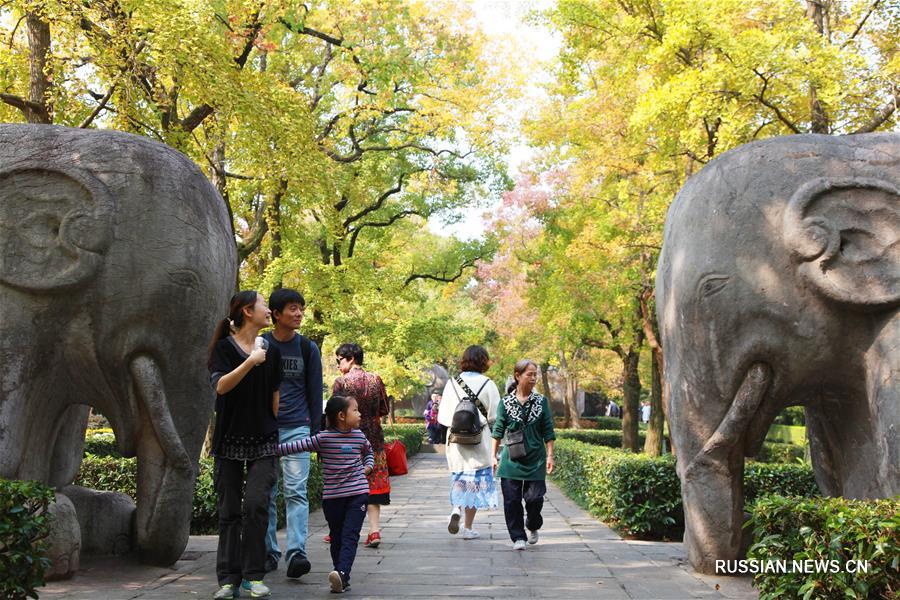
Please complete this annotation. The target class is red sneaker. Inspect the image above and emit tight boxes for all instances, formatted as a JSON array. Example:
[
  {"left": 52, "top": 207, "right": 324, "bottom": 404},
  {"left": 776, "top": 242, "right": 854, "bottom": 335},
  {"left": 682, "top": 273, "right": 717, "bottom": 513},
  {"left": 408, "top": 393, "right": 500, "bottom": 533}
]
[
  {"left": 364, "top": 531, "right": 381, "bottom": 548},
  {"left": 323, "top": 534, "right": 331, "bottom": 543}
]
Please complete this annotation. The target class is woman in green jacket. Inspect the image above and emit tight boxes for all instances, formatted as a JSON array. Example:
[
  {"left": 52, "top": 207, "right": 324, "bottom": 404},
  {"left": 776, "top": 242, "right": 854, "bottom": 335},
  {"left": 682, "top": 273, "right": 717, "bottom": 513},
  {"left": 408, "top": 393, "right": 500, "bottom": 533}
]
[{"left": 491, "top": 359, "right": 555, "bottom": 551}]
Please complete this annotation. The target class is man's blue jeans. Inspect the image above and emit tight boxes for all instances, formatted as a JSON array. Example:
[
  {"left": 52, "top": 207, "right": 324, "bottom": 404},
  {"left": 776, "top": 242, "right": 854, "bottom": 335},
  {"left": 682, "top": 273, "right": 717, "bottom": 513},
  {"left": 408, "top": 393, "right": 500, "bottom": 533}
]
[{"left": 266, "top": 425, "right": 311, "bottom": 562}]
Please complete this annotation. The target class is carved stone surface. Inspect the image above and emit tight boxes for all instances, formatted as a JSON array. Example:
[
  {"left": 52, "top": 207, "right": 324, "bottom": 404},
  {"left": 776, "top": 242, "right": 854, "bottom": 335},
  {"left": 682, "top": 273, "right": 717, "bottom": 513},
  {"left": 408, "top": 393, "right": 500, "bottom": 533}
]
[
  {"left": 63, "top": 485, "right": 135, "bottom": 556},
  {"left": 44, "top": 493, "right": 80, "bottom": 581},
  {"left": 656, "top": 133, "right": 899, "bottom": 574},
  {"left": 0, "top": 124, "right": 237, "bottom": 567}
]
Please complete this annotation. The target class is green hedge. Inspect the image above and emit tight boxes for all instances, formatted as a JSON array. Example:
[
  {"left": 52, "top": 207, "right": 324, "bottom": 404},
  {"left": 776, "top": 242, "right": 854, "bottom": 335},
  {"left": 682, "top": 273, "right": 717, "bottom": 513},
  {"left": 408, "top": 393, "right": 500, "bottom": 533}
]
[
  {"left": 383, "top": 423, "right": 425, "bottom": 455},
  {"left": 77, "top": 426, "right": 425, "bottom": 534},
  {"left": 556, "top": 428, "right": 647, "bottom": 449},
  {"left": 0, "top": 479, "right": 54, "bottom": 600},
  {"left": 747, "top": 496, "right": 900, "bottom": 599},
  {"left": 580, "top": 416, "right": 624, "bottom": 430},
  {"left": 83, "top": 431, "right": 120, "bottom": 457},
  {"left": 551, "top": 440, "right": 820, "bottom": 540},
  {"left": 751, "top": 441, "right": 807, "bottom": 464},
  {"left": 767, "top": 424, "right": 807, "bottom": 444}
]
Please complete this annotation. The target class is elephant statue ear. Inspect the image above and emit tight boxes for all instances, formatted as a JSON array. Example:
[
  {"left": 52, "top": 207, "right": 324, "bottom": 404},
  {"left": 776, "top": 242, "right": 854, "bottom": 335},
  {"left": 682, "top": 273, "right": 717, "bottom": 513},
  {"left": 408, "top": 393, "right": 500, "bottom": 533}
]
[
  {"left": 784, "top": 176, "right": 899, "bottom": 308},
  {"left": 0, "top": 165, "right": 113, "bottom": 292}
]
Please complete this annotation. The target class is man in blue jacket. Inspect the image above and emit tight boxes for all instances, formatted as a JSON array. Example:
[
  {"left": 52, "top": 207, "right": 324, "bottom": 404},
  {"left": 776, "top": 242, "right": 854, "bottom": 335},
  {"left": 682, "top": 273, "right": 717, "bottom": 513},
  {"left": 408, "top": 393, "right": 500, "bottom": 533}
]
[{"left": 262, "top": 288, "right": 323, "bottom": 578}]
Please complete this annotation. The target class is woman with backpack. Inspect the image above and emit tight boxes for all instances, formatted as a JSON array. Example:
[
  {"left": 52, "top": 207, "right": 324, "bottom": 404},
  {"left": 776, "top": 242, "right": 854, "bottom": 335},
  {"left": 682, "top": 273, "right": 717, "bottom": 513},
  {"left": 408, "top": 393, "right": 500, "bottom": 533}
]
[
  {"left": 436, "top": 345, "right": 502, "bottom": 539},
  {"left": 491, "top": 359, "right": 555, "bottom": 551}
]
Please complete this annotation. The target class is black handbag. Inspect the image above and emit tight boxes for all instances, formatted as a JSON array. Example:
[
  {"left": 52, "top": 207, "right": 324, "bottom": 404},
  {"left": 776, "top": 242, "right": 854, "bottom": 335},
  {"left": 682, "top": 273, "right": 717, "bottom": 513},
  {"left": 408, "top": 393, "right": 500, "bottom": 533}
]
[
  {"left": 505, "top": 396, "right": 533, "bottom": 461},
  {"left": 506, "top": 429, "right": 526, "bottom": 460}
]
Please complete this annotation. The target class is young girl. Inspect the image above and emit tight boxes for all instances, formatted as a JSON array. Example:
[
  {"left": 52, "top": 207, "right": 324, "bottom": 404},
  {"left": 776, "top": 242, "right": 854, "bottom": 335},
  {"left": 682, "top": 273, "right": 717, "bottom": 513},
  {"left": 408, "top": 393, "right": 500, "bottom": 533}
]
[
  {"left": 278, "top": 395, "right": 374, "bottom": 594},
  {"left": 208, "top": 291, "right": 282, "bottom": 599}
]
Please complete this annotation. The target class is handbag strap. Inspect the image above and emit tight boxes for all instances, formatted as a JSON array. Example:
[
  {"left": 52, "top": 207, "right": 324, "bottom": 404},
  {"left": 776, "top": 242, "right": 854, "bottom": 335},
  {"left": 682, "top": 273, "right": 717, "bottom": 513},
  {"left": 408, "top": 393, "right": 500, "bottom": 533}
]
[{"left": 453, "top": 374, "right": 489, "bottom": 419}]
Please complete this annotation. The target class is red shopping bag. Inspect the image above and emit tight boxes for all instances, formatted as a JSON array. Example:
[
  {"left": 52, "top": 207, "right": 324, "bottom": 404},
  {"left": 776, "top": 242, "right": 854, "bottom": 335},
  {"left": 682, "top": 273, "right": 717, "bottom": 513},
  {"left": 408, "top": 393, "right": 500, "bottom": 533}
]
[{"left": 384, "top": 440, "right": 408, "bottom": 476}]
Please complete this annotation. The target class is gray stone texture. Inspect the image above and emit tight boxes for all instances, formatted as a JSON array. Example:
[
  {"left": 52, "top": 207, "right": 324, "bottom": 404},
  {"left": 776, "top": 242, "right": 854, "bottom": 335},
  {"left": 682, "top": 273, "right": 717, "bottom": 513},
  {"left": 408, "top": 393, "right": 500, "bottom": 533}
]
[
  {"left": 0, "top": 124, "right": 237, "bottom": 568},
  {"left": 45, "top": 493, "right": 80, "bottom": 581},
  {"left": 63, "top": 485, "right": 136, "bottom": 556},
  {"left": 41, "top": 454, "right": 755, "bottom": 599},
  {"left": 656, "top": 133, "right": 899, "bottom": 574}
]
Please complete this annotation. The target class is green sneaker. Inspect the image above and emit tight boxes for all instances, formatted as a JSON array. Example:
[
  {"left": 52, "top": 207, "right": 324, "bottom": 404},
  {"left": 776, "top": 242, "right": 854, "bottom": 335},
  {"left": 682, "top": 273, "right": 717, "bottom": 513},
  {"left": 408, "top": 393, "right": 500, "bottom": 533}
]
[{"left": 245, "top": 580, "right": 270, "bottom": 598}]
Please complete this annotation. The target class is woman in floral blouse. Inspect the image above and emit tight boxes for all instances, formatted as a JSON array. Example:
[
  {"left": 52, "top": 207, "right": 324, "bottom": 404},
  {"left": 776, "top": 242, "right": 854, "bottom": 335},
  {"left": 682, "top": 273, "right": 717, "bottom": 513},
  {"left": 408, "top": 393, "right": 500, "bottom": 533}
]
[
  {"left": 332, "top": 343, "right": 390, "bottom": 548},
  {"left": 491, "top": 359, "right": 555, "bottom": 551}
]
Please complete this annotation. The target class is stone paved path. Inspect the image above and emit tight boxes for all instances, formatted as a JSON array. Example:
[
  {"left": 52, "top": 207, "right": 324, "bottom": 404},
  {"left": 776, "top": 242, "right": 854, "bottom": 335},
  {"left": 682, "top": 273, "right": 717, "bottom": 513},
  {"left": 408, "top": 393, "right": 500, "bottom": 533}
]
[{"left": 42, "top": 453, "right": 756, "bottom": 599}]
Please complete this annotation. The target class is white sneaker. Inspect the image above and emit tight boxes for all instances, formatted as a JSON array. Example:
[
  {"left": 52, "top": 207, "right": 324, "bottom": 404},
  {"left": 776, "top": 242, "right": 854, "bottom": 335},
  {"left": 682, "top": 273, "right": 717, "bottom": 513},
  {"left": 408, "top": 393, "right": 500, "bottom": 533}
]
[
  {"left": 528, "top": 529, "right": 539, "bottom": 544},
  {"left": 246, "top": 580, "right": 270, "bottom": 598},
  {"left": 462, "top": 528, "right": 480, "bottom": 540},
  {"left": 213, "top": 584, "right": 238, "bottom": 599},
  {"left": 513, "top": 539, "right": 527, "bottom": 551},
  {"left": 448, "top": 508, "right": 461, "bottom": 535}
]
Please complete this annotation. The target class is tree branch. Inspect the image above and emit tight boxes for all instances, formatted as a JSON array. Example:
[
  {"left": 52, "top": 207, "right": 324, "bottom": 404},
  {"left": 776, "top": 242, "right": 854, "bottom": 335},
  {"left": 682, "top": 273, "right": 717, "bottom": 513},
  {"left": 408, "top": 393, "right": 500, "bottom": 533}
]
[
  {"left": 844, "top": 0, "right": 881, "bottom": 46},
  {"left": 79, "top": 83, "right": 116, "bottom": 128},
  {"left": 753, "top": 69, "right": 802, "bottom": 134},
  {"left": 278, "top": 16, "right": 344, "bottom": 46},
  {"left": 237, "top": 200, "right": 268, "bottom": 261},
  {"left": 342, "top": 172, "right": 421, "bottom": 228},
  {"left": 347, "top": 209, "right": 423, "bottom": 257},
  {"left": 404, "top": 259, "right": 477, "bottom": 286},
  {"left": 852, "top": 86, "right": 898, "bottom": 134}
]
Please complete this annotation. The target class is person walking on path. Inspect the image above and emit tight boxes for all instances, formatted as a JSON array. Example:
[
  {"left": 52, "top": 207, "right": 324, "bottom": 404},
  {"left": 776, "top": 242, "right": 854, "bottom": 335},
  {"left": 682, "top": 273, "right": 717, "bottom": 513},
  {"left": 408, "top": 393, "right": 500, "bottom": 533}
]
[
  {"left": 491, "top": 359, "right": 555, "bottom": 551},
  {"left": 277, "top": 396, "right": 374, "bottom": 594},
  {"left": 262, "top": 288, "right": 323, "bottom": 579},
  {"left": 424, "top": 390, "right": 447, "bottom": 444},
  {"left": 332, "top": 343, "right": 390, "bottom": 548},
  {"left": 436, "top": 345, "right": 501, "bottom": 539},
  {"left": 208, "top": 291, "right": 283, "bottom": 599}
]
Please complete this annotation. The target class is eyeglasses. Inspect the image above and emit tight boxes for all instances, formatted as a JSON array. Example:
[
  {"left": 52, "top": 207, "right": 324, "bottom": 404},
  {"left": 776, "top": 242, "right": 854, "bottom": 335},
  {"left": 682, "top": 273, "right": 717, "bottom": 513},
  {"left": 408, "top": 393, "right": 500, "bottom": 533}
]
[{"left": 336, "top": 357, "right": 345, "bottom": 366}]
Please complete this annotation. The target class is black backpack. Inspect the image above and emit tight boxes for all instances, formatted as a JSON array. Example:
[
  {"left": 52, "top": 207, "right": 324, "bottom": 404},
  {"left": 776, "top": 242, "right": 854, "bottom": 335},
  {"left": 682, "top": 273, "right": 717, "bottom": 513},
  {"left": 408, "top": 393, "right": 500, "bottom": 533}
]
[{"left": 448, "top": 375, "right": 490, "bottom": 445}]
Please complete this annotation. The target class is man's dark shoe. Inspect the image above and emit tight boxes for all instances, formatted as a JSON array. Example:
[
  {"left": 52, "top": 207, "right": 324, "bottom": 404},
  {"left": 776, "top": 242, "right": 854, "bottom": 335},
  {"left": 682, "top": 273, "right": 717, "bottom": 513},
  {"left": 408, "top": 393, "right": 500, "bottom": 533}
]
[
  {"left": 287, "top": 553, "right": 311, "bottom": 578},
  {"left": 264, "top": 554, "right": 278, "bottom": 573}
]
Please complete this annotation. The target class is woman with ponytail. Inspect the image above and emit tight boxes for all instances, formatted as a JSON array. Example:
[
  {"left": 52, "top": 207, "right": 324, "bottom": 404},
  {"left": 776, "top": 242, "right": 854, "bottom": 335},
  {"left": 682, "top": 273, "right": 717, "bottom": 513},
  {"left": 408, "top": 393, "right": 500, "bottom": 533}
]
[
  {"left": 491, "top": 359, "right": 555, "bottom": 551},
  {"left": 208, "top": 291, "right": 283, "bottom": 599}
]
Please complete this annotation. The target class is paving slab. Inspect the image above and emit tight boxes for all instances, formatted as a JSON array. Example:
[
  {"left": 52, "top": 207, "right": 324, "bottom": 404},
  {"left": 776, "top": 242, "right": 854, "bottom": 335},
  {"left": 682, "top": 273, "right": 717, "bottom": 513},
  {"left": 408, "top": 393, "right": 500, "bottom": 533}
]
[{"left": 41, "top": 453, "right": 757, "bottom": 599}]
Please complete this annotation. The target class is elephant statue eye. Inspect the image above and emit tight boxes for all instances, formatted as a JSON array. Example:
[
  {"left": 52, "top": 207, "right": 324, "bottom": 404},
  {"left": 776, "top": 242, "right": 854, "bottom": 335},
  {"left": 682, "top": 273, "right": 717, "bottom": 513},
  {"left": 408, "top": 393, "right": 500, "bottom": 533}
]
[{"left": 697, "top": 274, "right": 730, "bottom": 299}]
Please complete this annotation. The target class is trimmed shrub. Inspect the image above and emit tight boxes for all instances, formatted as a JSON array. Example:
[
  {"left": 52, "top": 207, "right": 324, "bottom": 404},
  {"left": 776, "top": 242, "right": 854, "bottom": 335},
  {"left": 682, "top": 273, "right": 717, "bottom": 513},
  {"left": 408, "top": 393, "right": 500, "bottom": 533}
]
[
  {"left": 551, "top": 440, "right": 680, "bottom": 538},
  {"left": 75, "top": 455, "right": 137, "bottom": 498},
  {"left": 767, "top": 424, "right": 806, "bottom": 444},
  {"left": 383, "top": 423, "right": 425, "bottom": 456},
  {"left": 76, "top": 425, "right": 424, "bottom": 534},
  {"left": 747, "top": 495, "right": 900, "bottom": 599},
  {"left": 82, "top": 431, "right": 120, "bottom": 457},
  {"left": 556, "top": 428, "right": 647, "bottom": 449},
  {"left": 751, "top": 441, "right": 807, "bottom": 464},
  {"left": 582, "top": 416, "right": 625, "bottom": 430},
  {"left": 0, "top": 479, "right": 54, "bottom": 600},
  {"left": 744, "top": 462, "right": 819, "bottom": 501},
  {"left": 551, "top": 440, "right": 820, "bottom": 540}
]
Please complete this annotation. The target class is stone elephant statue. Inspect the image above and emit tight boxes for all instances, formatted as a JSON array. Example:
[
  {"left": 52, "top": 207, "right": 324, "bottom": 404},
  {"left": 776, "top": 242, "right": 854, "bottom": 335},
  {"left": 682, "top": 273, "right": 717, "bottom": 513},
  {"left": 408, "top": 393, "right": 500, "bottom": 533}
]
[
  {"left": 0, "top": 124, "right": 236, "bottom": 569},
  {"left": 655, "top": 133, "right": 898, "bottom": 574}
]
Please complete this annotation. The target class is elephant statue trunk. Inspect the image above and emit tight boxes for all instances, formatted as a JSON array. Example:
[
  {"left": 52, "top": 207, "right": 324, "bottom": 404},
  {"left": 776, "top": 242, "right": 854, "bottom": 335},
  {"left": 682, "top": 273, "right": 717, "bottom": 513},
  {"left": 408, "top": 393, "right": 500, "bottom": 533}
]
[{"left": 656, "top": 132, "right": 899, "bottom": 574}]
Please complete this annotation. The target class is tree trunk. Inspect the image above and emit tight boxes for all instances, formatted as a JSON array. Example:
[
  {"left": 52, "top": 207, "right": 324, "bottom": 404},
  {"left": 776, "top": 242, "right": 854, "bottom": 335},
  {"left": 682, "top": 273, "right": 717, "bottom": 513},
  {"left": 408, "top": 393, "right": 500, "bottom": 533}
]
[
  {"left": 621, "top": 349, "right": 641, "bottom": 451},
  {"left": 269, "top": 180, "right": 284, "bottom": 289},
  {"left": 26, "top": 11, "right": 52, "bottom": 124},
  {"left": 540, "top": 362, "right": 553, "bottom": 404},
  {"left": 643, "top": 348, "right": 664, "bottom": 456},
  {"left": 557, "top": 351, "right": 581, "bottom": 429},
  {"left": 806, "top": 0, "right": 831, "bottom": 133}
]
